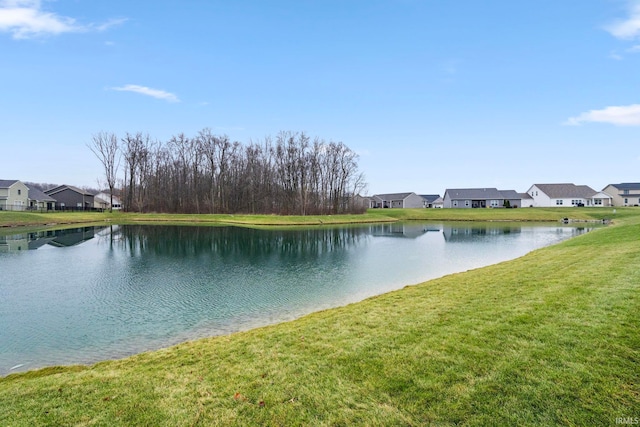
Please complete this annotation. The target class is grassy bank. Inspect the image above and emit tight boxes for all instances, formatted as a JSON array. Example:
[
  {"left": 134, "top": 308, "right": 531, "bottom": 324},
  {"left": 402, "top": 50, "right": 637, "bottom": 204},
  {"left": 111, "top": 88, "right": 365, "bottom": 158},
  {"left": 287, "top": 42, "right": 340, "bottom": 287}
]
[
  {"left": 0, "top": 206, "right": 629, "bottom": 232},
  {"left": 1, "top": 212, "right": 639, "bottom": 425}
]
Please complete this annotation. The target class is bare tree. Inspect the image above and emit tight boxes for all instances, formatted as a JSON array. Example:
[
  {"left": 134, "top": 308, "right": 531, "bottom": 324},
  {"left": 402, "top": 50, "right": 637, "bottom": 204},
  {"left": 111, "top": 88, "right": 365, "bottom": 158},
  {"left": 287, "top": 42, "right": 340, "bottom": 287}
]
[
  {"left": 88, "top": 131, "right": 120, "bottom": 212},
  {"left": 96, "top": 128, "right": 366, "bottom": 215}
]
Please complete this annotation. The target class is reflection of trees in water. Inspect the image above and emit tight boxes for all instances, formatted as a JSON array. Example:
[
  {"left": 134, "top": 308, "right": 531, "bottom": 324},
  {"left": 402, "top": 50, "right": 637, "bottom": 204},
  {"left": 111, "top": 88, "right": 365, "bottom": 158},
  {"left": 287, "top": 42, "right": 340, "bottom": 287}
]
[{"left": 112, "top": 225, "right": 370, "bottom": 260}]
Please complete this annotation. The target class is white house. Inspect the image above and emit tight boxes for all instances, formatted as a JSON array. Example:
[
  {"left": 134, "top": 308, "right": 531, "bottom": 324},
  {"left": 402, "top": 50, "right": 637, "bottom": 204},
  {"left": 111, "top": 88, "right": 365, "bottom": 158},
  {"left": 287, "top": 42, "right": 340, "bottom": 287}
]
[
  {"left": 95, "top": 192, "right": 122, "bottom": 210},
  {"left": 526, "top": 183, "right": 612, "bottom": 207}
]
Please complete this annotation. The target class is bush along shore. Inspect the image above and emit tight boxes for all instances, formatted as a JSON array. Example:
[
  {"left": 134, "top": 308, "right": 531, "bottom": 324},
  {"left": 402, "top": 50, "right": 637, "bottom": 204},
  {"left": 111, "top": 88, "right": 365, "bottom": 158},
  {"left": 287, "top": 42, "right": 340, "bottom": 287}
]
[{"left": 0, "top": 208, "right": 638, "bottom": 425}]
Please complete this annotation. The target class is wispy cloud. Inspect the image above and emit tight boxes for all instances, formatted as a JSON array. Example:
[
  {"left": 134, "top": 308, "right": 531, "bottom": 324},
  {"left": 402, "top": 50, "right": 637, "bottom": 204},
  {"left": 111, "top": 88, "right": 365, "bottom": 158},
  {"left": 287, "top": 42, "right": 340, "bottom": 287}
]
[
  {"left": 605, "top": 1, "right": 640, "bottom": 40},
  {"left": 0, "top": 0, "right": 125, "bottom": 39},
  {"left": 112, "top": 84, "right": 180, "bottom": 103},
  {"left": 565, "top": 104, "right": 640, "bottom": 126}
]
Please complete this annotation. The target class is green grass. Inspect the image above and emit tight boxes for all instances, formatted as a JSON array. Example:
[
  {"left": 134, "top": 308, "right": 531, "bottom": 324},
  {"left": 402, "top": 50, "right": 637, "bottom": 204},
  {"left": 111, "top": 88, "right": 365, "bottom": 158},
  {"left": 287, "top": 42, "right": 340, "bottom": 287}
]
[
  {"left": 0, "top": 206, "right": 630, "bottom": 232},
  {"left": 1, "top": 210, "right": 639, "bottom": 425}
]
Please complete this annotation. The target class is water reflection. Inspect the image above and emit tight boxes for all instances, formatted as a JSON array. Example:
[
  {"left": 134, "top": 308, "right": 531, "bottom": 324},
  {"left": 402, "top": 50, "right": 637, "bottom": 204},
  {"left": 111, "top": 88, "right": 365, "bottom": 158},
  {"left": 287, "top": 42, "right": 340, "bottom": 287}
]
[
  {"left": 0, "top": 222, "right": 594, "bottom": 375},
  {"left": 113, "top": 225, "right": 369, "bottom": 260},
  {"left": 0, "top": 226, "right": 108, "bottom": 252}
]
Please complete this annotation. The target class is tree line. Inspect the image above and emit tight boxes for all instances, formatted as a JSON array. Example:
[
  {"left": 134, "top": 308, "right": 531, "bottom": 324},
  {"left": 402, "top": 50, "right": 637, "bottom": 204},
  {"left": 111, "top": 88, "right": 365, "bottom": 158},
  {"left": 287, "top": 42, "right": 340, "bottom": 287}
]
[{"left": 89, "top": 129, "right": 367, "bottom": 215}]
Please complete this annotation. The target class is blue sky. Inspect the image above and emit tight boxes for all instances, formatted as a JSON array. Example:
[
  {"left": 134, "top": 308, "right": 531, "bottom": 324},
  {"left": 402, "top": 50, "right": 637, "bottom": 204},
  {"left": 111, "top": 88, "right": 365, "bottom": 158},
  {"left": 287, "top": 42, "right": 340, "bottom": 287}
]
[{"left": 1, "top": 0, "right": 639, "bottom": 195}]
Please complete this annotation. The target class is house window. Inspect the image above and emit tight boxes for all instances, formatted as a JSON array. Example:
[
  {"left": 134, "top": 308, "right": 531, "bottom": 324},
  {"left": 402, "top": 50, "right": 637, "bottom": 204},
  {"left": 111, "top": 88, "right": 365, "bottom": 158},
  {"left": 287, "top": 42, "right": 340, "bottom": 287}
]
[
  {"left": 556, "top": 200, "right": 563, "bottom": 205},
  {"left": 453, "top": 200, "right": 458, "bottom": 207},
  {"left": 624, "top": 189, "right": 629, "bottom": 195},
  {"left": 624, "top": 198, "right": 628, "bottom": 205},
  {"left": 18, "top": 189, "right": 21, "bottom": 195},
  {"left": 490, "top": 200, "right": 500, "bottom": 207},
  {"left": 465, "top": 200, "right": 469, "bottom": 207},
  {"left": 594, "top": 199, "right": 602, "bottom": 205}
]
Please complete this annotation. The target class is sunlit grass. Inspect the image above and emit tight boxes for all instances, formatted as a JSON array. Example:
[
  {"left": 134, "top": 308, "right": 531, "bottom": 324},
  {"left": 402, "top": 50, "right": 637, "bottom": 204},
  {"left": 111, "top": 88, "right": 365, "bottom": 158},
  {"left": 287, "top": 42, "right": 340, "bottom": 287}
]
[{"left": 1, "top": 212, "right": 639, "bottom": 425}]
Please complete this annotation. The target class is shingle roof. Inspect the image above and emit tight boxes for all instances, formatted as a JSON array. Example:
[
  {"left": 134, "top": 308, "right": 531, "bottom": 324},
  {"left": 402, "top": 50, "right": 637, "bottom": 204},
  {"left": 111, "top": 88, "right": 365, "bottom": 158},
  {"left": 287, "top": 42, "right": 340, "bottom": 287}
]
[
  {"left": 45, "top": 185, "right": 95, "bottom": 196},
  {"left": 0, "top": 179, "right": 19, "bottom": 188},
  {"left": 609, "top": 183, "right": 640, "bottom": 191},
  {"left": 498, "top": 190, "right": 521, "bottom": 199},
  {"left": 534, "top": 183, "right": 596, "bottom": 198},
  {"left": 373, "top": 192, "right": 415, "bottom": 200},
  {"left": 420, "top": 194, "right": 441, "bottom": 203},
  {"left": 26, "top": 184, "right": 56, "bottom": 202},
  {"left": 445, "top": 188, "right": 504, "bottom": 199}
]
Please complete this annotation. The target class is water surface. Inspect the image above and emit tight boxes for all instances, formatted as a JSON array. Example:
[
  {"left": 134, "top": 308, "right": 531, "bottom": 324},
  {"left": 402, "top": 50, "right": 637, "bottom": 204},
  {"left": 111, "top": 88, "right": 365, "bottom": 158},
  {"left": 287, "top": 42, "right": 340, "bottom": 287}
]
[{"left": 0, "top": 222, "right": 591, "bottom": 375}]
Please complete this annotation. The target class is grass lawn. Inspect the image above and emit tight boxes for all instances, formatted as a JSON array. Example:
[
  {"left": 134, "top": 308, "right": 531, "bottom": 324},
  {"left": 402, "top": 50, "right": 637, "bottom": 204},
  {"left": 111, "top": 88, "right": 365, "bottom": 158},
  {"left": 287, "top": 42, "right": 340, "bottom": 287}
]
[
  {"left": 0, "top": 209, "right": 638, "bottom": 425},
  {"left": 0, "top": 206, "right": 629, "bottom": 231}
]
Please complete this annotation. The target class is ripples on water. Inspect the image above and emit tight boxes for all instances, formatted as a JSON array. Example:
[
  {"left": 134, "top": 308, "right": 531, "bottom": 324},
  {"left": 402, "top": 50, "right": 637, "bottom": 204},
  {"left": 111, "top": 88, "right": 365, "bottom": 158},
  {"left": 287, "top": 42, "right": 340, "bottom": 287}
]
[{"left": 0, "top": 222, "right": 592, "bottom": 375}]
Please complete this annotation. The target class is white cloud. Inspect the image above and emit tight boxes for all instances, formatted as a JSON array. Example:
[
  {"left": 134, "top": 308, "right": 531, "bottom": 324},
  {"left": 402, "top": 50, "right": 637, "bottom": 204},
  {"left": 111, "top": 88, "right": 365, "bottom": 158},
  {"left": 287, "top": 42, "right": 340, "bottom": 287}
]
[
  {"left": 112, "top": 85, "right": 180, "bottom": 103},
  {"left": 565, "top": 104, "right": 640, "bottom": 126},
  {"left": 605, "top": 1, "right": 640, "bottom": 40},
  {"left": 0, "top": 0, "right": 124, "bottom": 39},
  {"left": 609, "top": 50, "right": 624, "bottom": 60}
]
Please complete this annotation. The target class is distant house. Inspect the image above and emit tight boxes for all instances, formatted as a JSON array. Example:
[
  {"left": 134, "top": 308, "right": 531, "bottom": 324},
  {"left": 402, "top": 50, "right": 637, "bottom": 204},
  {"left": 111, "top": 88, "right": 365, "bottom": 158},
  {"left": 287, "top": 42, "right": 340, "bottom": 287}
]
[
  {"left": 45, "top": 185, "right": 95, "bottom": 210},
  {"left": 443, "top": 188, "right": 522, "bottom": 208},
  {"left": 26, "top": 184, "right": 56, "bottom": 211},
  {"left": 431, "top": 196, "right": 444, "bottom": 208},
  {"left": 369, "top": 192, "right": 426, "bottom": 208},
  {"left": 420, "top": 194, "right": 441, "bottom": 208},
  {"left": 95, "top": 192, "right": 122, "bottom": 210},
  {"left": 526, "top": 183, "right": 612, "bottom": 207},
  {"left": 520, "top": 192, "right": 534, "bottom": 207},
  {"left": 0, "top": 179, "right": 29, "bottom": 211},
  {"left": 602, "top": 183, "right": 640, "bottom": 207}
]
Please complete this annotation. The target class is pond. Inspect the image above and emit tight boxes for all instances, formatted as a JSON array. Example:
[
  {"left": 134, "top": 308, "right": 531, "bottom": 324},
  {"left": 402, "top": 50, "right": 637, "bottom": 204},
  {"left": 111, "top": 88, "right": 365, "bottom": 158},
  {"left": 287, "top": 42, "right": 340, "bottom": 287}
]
[{"left": 0, "top": 222, "right": 593, "bottom": 375}]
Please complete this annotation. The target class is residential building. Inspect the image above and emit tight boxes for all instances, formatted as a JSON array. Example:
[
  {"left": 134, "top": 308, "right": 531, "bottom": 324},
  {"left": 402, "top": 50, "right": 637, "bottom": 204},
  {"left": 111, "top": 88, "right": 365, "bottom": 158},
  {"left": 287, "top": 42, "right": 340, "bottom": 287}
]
[
  {"left": 526, "top": 183, "right": 612, "bottom": 207},
  {"left": 369, "top": 192, "right": 425, "bottom": 208},
  {"left": 0, "top": 179, "right": 29, "bottom": 211},
  {"left": 95, "top": 192, "right": 123, "bottom": 210},
  {"left": 45, "top": 185, "right": 95, "bottom": 210},
  {"left": 420, "top": 194, "right": 441, "bottom": 208},
  {"left": 26, "top": 184, "right": 56, "bottom": 211},
  {"left": 443, "top": 188, "right": 522, "bottom": 208},
  {"left": 602, "top": 183, "right": 640, "bottom": 207}
]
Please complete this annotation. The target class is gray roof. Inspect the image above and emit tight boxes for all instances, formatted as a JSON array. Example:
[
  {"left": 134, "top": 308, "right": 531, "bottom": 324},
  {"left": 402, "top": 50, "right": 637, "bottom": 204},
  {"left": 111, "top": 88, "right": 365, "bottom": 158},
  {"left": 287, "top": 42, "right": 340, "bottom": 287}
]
[
  {"left": 0, "top": 179, "right": 19, "bottom": 188},
  {"left": 445, "top": 188, "right": 504, "bottom": 199},
  {"left": 373, "top": 192, "right": 416, "bottom": 201},
  {"left": 498, "top": 190, "right": 521, "bottom": 200},
  {"left": 608, "top": 183, "right": 640, "bottom": 191},
  {"left": 420, "top": 194, "right": 441, "bottom": 203},
  {"left": 26, "top": 184, "right": 56, "bottom": 202},
  {"left": 534, "top": 183, "right": 596, "bottom": 198},
  {"left": 45, "top": 185, "right": 95, "bottom": 196}
]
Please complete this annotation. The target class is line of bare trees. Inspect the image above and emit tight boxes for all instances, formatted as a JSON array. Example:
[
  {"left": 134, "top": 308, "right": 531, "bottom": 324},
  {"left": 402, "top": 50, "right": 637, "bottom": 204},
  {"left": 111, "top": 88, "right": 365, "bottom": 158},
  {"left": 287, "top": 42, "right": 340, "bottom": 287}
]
[{"left": 90, "top": 129, "right": 367, "bottom": 215}]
